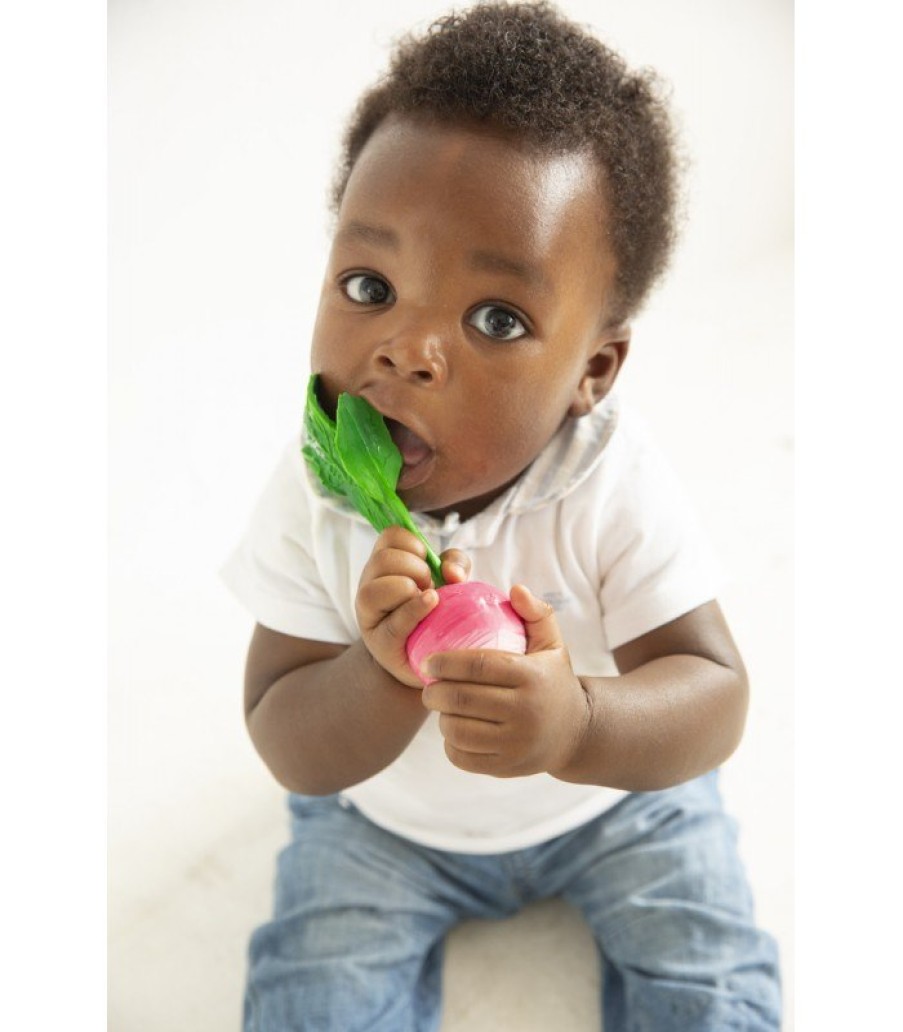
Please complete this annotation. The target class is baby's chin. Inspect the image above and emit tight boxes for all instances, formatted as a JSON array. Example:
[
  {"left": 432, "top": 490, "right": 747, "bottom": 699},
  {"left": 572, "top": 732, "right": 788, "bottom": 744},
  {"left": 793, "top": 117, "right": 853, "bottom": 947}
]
[
  {"left": 400, "top": 487, "right": 458, "bottom": 519},
  {"left": 399, "top": 484, "right": 473, "bottom": 522},
  {"left": 403, "top": 474, "right": 521, "bottom": 524}
]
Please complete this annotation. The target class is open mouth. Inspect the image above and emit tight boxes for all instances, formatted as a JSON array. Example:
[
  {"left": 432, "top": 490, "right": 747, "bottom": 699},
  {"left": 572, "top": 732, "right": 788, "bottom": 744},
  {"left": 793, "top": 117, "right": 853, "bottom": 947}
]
[{"left": 385, "top": 418, "right": 436, "bottom": 490}]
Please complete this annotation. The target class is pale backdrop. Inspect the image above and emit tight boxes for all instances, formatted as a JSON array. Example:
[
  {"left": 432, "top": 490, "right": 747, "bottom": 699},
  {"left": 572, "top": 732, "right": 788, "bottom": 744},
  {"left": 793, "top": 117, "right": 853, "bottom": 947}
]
[{"left": 109, "top": 1, "right": 793, "bottom": 1027}]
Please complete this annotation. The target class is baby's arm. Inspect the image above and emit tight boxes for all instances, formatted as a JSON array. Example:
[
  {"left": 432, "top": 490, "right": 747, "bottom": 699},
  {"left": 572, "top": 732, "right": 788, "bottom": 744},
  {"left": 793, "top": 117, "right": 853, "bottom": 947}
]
[
  {"left": 422, "top": 589, "right": 747, "bottom": 791},
  {"left": 566, "top": 600, "right": 748, "bottom": 789},
  {"left": 244, "top": 527, "right": 466, "bottom": 795}
]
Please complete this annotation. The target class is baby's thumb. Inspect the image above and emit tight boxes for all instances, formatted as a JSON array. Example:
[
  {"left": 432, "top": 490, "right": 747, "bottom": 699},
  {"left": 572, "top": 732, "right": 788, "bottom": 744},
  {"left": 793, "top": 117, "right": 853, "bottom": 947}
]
[
  {"left": 509, "top": 584, "right": 564, "bottom": 653},
  {"left": 440, "top": 548, "right": 471, "bottom": 585}
]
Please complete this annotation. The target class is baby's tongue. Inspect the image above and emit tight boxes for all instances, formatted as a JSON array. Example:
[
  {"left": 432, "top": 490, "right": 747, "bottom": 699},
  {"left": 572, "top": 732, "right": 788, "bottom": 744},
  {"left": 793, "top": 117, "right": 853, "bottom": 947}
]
[{"left": 388, "top": 420, "right": 431, "bottom": 466}]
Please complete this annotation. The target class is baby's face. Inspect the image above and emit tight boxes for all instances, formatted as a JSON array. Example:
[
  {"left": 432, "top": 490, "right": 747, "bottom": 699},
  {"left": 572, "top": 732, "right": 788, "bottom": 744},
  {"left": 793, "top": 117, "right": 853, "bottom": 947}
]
[{"left": 311, "top": 116, "right": 626, "bottom": 520}]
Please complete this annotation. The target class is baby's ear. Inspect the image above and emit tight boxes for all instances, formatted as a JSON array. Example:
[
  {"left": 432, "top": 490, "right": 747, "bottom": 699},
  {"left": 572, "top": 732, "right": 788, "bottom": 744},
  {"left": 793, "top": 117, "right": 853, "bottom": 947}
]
[{"left": 567, "top": 329, "right": 630, "bottom": 417}]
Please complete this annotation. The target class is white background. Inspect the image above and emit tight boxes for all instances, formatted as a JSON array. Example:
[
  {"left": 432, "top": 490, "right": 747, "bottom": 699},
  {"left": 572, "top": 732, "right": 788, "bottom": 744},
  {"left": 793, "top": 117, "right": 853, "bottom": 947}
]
[
  {"left": 16, "top": 0, "right": 903, "bottom": 1024},
  {"left": 106, "top": 0, "right": 794, "bottom": 1027},
  {"left": 8, "top": 0, "right": 898, "bottom": 1025}
]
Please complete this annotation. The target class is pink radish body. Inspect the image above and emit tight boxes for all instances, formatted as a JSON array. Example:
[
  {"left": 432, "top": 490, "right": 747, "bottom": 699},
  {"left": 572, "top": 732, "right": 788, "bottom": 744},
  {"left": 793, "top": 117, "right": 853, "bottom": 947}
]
[{"left": 406, "top": 581, "right": 527, "bottom": 685}]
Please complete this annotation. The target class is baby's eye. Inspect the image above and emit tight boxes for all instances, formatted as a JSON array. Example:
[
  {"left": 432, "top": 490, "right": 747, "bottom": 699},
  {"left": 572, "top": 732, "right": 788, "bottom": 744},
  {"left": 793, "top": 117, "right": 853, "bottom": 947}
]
[
  {"left": 342, "top": 274, "right": 395, "bottom": 305},
  {"left": 468, "top": 304, "right": 527, "bottom": 341}
]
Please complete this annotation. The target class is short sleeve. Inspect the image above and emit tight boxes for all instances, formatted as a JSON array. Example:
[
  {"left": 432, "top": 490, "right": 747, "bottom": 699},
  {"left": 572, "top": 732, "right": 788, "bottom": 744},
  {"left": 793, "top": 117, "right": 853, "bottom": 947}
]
[
  {"left": 219, "top": 441, "right": 355, "bottom": 644},
  {"left": 597, "top": 412, "right": 721, "bottom": 651}
]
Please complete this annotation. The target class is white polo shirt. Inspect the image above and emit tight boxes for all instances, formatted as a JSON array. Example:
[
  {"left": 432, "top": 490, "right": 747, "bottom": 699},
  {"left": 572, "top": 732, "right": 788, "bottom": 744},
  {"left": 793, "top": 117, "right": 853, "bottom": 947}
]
[{"left": 221, "top": 395, "right": 719, "bottom": 853}]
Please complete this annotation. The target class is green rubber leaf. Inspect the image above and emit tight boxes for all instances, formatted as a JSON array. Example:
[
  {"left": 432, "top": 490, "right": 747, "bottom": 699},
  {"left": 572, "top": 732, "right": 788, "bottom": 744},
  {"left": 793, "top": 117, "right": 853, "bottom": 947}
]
[
  {"left": 336, "top": 393, "right": 403, "bottom": 502},
  {"left": 302, "top": 374, "right": 444, "bottom": 586}
]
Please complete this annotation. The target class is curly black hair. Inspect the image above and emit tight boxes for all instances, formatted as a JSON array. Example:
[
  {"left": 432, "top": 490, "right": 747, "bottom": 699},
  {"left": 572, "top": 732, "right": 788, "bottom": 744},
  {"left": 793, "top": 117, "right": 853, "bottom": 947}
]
[{"left": 330, "top": 1, "right": 681, "bottom": 322}]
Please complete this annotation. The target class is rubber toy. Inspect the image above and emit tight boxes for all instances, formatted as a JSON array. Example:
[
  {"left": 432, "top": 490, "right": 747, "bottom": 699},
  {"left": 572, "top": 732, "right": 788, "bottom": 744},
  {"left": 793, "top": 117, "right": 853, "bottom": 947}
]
[{"left": 405, "top": 581, "right": 527, "bottom": 685}]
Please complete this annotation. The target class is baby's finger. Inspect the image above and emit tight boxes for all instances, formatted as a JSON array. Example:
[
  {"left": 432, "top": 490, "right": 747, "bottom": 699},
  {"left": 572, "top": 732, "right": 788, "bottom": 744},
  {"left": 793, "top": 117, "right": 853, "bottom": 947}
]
[
  {"left": 421, "top": 680, "right": 512, "bottom": 722},
  {"left": 373, "top": 526, "right": 428, "bottom": 560},
  {"left": 357, "top": 575, "right": 421, "bottom": 627},
  {"left": 440, "top": 548, "right": 472, "bottom": 584},
  {"left": 363, "top": 546, "right": 433, "bottom": 590},
  {"left": 508, "top": 584, "right": 564, "bottom": 653},
  {"left": 437, "top": 713, "right": 501, "bottom": 755},
  {"left": 423, "top": 648, "right": 523, "bottom": 687},
  {"left": 378, "top": 589, "right": 440, "bottom": 648}
]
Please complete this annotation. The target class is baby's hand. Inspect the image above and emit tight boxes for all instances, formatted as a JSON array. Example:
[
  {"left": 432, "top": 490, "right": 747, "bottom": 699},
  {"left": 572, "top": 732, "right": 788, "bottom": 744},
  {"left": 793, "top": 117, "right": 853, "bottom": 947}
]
[
  {"left": 355, "top": 527, "right": 470, "bottom": 688},
  {"left": 420, "top": 585, "right": 590, "bottom": 776}
]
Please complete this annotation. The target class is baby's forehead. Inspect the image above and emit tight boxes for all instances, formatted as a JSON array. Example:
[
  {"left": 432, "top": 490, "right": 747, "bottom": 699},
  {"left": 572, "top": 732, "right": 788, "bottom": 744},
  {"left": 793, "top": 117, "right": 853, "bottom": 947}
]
[{"left": 347, "top": 116, "right": 605, "bottom": 223}]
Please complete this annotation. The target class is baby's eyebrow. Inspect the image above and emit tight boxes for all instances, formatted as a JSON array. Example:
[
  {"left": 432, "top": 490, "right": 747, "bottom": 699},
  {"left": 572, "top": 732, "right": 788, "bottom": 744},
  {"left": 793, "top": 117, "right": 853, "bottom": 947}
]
[
  {"left": 336, "top": 220, "right": 400, "bottom": 251},
  {"left": 467, "top": 250, "right": 550, "bottom": 292}
]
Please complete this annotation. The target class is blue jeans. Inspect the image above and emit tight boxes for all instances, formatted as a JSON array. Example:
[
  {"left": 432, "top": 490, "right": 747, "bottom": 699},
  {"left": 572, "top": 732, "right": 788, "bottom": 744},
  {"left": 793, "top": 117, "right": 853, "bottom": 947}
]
[{"left": 244, "top": 772, "right": 780, "bottom": 1031}]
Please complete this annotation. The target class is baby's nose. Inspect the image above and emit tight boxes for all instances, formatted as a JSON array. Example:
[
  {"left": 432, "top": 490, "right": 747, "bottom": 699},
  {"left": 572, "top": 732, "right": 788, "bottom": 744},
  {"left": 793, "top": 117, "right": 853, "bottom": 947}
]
[{"left": 374, "top": 331, "right": 448, "bottom": 385}]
